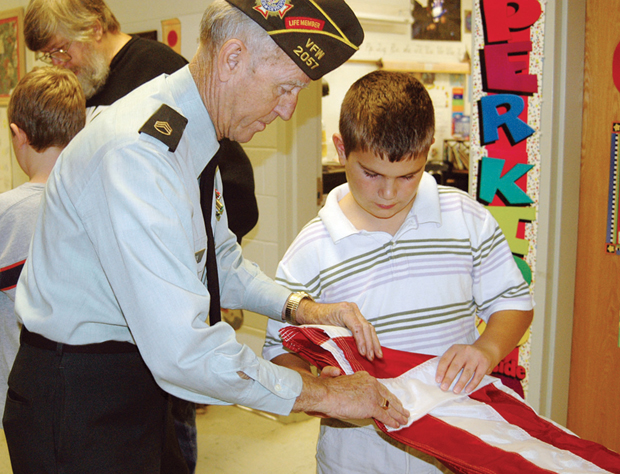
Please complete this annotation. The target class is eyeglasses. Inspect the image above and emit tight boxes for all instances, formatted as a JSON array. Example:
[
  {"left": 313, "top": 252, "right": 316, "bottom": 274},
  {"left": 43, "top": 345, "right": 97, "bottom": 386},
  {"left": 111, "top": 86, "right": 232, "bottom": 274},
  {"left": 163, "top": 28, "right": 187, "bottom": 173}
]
[{"left": 36, "top": 44, "right": 72, "bottom": 64}]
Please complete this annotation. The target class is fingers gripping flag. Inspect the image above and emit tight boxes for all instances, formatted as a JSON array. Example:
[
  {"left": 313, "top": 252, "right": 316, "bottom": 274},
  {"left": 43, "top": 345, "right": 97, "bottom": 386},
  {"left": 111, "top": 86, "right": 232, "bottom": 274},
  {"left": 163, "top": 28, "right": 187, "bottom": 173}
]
[{"left": 280, "top": 325, "right": 620, "bottom": 474}]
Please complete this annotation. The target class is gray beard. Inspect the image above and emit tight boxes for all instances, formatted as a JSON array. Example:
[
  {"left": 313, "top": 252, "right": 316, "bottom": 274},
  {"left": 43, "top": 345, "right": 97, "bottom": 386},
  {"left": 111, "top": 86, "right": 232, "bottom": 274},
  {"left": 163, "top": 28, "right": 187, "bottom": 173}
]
[{"left": 77, "top": 46, "right": 111, "bottom": 99}]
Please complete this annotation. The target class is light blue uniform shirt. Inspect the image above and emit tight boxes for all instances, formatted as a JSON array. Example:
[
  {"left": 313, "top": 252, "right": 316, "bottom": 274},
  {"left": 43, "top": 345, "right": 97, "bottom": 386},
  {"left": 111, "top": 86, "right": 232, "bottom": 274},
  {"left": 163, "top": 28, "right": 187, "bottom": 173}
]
[{"left": 15, "top": 66, "right": 302, "bottom": 414}]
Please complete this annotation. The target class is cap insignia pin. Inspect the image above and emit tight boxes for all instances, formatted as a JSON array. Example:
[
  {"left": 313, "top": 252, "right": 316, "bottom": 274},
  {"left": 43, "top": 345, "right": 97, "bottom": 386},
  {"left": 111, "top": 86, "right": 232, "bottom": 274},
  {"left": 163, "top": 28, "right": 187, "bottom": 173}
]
[{"left": 253, "top": 0, "right": 293, "bottom": 19}]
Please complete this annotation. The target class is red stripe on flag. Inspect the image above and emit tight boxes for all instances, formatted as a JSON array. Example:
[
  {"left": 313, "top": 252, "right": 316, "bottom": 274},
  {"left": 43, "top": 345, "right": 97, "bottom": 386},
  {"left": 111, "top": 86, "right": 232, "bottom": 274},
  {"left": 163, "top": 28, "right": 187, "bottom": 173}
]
[
  {"left": 346, "top": 340, "right": 436, "bottom": 378},
  {"left": 470, "top": 386, "right": 620, "bottom": 473},
  {"left": 385, "top": 416, "right": 557, "bottom": 474},
  {"left": 280, "top": 327, "right": 341, "bottom": 369},
  {"left": 281, "top": 327, "right": 435, "bottom": 376},
  {"left": 331, "top": 335, "right": 366, "bottom": 372}
]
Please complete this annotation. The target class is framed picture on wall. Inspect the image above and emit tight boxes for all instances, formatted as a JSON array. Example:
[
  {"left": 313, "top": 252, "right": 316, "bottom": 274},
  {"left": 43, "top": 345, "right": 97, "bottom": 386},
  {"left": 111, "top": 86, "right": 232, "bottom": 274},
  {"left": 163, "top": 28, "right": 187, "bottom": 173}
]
[{"left": 0, "top": 8, "right": 26, "bottom": 106}]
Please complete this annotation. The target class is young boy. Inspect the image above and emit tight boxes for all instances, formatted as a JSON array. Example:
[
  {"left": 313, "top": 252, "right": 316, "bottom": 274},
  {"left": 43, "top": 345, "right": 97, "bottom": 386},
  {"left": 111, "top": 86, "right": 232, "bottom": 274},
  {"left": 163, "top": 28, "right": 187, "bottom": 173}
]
[
  {"left": 0, "top": 67, "right": 85, "bottom": 426},
  {"left": 262, "top": 70, "right": 534, "bottom": 473}
]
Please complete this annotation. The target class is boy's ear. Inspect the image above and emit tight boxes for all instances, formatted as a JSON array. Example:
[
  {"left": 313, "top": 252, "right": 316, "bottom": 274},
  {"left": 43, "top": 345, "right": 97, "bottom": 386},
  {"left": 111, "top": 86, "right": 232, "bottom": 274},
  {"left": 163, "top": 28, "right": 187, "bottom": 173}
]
[
  {"left": 332, "top": 133, "right": 347, "bottom": 165},
  {"left": 9, "top": 123, "right": 29, "bottom": 148},
  {"left": 217, "top": 39, "right": 247, "bottom": 82}
]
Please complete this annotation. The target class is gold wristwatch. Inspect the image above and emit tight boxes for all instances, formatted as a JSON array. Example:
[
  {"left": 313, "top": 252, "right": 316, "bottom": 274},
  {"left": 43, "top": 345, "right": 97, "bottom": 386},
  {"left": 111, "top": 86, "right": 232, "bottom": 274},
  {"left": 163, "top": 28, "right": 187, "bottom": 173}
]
[{"left": 284, "top": 291, "right": 313, "bottom": 325}]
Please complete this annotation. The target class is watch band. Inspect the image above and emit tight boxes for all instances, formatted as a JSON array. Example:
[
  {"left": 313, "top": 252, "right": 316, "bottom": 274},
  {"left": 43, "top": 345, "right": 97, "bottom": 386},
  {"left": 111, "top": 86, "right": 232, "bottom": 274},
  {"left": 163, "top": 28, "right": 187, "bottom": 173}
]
[{"left": 284, "top": 291, "right": 313, "bottom": 325}]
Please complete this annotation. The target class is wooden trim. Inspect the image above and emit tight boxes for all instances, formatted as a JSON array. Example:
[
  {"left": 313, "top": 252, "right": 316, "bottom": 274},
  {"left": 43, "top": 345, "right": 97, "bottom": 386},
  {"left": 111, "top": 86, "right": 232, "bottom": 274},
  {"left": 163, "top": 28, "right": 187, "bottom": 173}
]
[{"left": 347, "top": 58, "right": 470, "bottom": 74}]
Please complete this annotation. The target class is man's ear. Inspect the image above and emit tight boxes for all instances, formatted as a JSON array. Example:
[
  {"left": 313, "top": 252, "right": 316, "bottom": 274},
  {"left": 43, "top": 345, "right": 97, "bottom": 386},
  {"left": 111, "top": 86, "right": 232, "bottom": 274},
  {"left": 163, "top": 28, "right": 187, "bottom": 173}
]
[
  {"left": 9, "top": 123, "right": 29, "bottom": 148},
  {"left": 91, "top": 20, "right": 104, "bottom": 42},
  {"left": 332, "top": 133, "right": 347, "bottom": 166},
  {"left": 217, "top": 39, "right": 247, "bottom": 82}
]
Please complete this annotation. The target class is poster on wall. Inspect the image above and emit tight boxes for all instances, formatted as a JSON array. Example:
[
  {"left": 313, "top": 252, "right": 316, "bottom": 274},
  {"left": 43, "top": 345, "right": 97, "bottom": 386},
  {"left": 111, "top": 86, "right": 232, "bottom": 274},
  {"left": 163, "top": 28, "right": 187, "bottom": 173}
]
[
  {"left": 470, "top": 0, "right": 546, "bottom": 396},
  {"left": 0, "top": 8, "right": 26, "bottom": 106}
]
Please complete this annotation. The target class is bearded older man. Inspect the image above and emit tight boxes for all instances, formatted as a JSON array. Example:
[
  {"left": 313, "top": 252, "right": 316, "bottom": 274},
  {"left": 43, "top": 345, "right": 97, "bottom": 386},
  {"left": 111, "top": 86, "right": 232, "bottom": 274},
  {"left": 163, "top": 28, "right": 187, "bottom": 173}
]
[
  {"left": 3, "top": 1, "right": 409, "bottom": 473},
  {"left": 24, "top": 0, "right": 188, "bottom": 119}
]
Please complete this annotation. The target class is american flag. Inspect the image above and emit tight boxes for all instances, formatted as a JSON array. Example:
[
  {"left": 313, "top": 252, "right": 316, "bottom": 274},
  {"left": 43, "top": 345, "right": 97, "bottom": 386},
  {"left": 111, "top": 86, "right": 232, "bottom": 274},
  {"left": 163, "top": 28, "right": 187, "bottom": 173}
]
[{"left": 280, "top": 325, "right": 620, "bottom": 474}]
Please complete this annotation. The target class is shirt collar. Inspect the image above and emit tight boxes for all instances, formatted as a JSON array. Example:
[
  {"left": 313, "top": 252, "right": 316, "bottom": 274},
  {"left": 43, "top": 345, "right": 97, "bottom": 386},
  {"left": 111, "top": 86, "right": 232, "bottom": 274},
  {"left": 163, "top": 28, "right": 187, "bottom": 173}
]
[
  {"left": 319, "top": 172, "right": 442, "bottom": 243},
  {"left": 408, "top": 172, "right": 442, "bottom": 227},
  {"left": 167, "top": 66, "right": 219, "bottom": 178},
  {"left": 319, "top": 183, "right": 358, "bottom": 242}
]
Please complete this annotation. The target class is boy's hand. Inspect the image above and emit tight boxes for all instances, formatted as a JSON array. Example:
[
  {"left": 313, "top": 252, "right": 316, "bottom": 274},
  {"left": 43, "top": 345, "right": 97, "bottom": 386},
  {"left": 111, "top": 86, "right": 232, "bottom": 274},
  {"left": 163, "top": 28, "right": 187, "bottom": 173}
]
[
  {"left": 435, "top": 344, "right": 494, "bottom": 394},
  {"left": 436, "top": 309, "right": 534, "bottom": 394},
  {"left": 295, "top": 300, "right": 383, "bottom": 361}
]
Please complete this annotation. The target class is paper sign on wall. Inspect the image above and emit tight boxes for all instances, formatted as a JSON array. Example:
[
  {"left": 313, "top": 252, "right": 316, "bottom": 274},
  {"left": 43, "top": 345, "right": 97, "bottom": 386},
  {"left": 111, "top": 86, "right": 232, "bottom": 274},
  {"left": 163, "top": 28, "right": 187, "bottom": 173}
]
[{"left": 161, "top": 18, "right": 181, "bottom": 55}]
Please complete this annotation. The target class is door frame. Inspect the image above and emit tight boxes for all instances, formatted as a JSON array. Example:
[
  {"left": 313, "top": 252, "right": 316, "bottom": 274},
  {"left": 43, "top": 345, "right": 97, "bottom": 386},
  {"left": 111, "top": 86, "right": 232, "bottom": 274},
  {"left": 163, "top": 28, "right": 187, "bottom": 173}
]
[{"left": 528, "top": 0, "right": 586, "bottom": 425}]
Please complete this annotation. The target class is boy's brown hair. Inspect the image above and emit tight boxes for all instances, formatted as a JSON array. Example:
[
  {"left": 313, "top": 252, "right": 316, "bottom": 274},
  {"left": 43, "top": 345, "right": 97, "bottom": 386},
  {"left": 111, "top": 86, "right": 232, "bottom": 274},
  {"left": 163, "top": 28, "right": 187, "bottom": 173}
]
[
  {"left": 8, "top": 67, "right": 86, "bottom": 152},
  {"left": 339, "top": 70, "right": 435, "bottom": 162},
  {"left": 25, "top": 0, "right": 121, "bottom": 51}
]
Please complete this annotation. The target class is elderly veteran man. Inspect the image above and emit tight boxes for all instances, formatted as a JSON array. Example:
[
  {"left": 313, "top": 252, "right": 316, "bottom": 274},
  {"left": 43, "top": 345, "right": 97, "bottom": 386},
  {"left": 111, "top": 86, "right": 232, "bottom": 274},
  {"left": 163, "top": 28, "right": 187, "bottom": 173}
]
[
  {"left": 22, "top": 2, "right": 262, "bottom": 470},
  {"left": 2, "top": 0, "right": 409, "bottom": 472}
]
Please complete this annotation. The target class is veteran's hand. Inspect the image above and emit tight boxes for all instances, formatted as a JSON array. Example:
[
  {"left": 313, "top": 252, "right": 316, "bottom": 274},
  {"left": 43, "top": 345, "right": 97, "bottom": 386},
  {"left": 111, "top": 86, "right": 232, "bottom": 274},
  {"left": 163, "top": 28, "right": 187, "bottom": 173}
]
[
  {"left": 293, "top": 371, "right": 409, "bottom": 429},
  {"left": 319, "top": 366, "right": 342, "bottom": 378},
  {"left": 295, "top": 300, "right": 383, "bottom": 361}
]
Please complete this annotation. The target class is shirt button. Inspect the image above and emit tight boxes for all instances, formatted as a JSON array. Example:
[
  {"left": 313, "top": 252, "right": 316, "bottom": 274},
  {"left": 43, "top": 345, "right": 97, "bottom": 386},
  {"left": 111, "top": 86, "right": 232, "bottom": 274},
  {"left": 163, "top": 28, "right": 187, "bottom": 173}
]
[{"left": 274, "top": 384, "right": 282, "bottom": 392}]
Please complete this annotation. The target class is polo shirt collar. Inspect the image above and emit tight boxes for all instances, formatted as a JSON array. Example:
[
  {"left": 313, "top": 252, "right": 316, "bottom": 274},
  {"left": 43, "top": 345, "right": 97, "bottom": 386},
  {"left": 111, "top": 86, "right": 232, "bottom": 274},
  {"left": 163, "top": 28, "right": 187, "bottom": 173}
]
[
  {"left": 319, "top": 183, "right": 358, "bottom": 242},
  {"left": 320, "top": 172, "right": 442, "bottom": 243},
  {"left": 406, "top": 172, "right": 442, "bottom": 228}
]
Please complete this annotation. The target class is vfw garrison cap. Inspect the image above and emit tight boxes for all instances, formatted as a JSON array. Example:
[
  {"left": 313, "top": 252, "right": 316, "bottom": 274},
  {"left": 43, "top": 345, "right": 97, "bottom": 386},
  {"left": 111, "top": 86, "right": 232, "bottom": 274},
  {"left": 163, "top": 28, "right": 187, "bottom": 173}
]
[{"left": 225, "top": 0, "right": 364, "bottom": 80}]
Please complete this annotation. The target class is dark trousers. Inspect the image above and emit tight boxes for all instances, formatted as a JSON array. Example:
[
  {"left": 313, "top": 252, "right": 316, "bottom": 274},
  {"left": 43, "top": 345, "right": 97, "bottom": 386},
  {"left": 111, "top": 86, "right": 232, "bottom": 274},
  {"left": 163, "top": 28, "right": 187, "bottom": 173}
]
[
  {"left": 171, "top": 396, "right": 197, "bottom": 474},
  {"left": 3, "top": 338, "right": 188, "bottom": 474}
]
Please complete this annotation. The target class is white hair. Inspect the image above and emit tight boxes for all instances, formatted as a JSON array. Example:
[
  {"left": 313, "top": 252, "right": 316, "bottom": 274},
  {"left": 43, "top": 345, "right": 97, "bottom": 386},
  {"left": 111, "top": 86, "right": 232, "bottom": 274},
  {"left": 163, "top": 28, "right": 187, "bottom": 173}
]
[{"left": 199, "top": 0, "right": 286, "bottom": 68}]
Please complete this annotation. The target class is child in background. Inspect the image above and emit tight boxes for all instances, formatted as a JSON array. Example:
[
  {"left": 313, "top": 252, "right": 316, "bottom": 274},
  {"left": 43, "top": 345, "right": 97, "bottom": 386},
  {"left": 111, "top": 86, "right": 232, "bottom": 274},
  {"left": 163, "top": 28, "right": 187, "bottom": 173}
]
[
  {"left": 262, "top": 70, "right": 533, "bottom": 473},
  {"left": 0, "top": 67, "right": 85, "bottom": 427}
]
